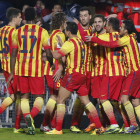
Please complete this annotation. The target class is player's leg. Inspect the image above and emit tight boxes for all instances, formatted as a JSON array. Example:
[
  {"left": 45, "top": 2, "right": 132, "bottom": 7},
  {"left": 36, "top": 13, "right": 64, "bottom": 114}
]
[
  {"left": 19, "top": 76, "right": 34, "bottom": 135},
  {"left": 99, "top": 76, "right": 120, "bottom": 134},
  {"left": 30, "top": 77, "right": 45, "bottom": 119},
  {"left": 45, "top": 86, "right": 72, "bottom": 134},
  {"left": 70, "top": 97, "right": 84, "bottom": 133},
  {"left": 0, "top": 71, "right": 16, "bottom": 114},
  {"left": 121, "top": 71, "right": 140, "bottom": 133},
  {"left": 70, "top": 71, "right": 91, "bottom": 133},
  {"left": 13, "top": 92, "right": 25, "bottom": 133},
  {"left": 112, "top": 100, "right": 130, "bottom": 133},
  {"left": 41, "top": 75, "right": 58, "bottom": 132},
  {"left": 41, "top": 94, "right": 57, "bottom": 132}
]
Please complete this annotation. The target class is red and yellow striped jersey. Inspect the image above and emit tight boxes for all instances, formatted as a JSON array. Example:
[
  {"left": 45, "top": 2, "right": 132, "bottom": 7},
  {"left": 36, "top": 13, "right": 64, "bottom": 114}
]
[
  {"left": 91, "top": 34, "right": 140, "bottom": 75},
  {"left": 92, "top": 32, "right": 106, "bottom": 76},
  {"left": 98, "top": 32, "right": 125, "bottom": 76},
  {"left": 0, "top": 25, "right": 18, "bottom": 75},
  {"left": 58, "top": 37, "right": 86, "bottom": 75},
  {"left": 44, "top": 29, "right": 65, "bottom": 75},
  {"left": 13, "top": 24, "right": 50, "bottom": 77},
  {"left": 77, "top": 26, "right": 92, "bottom": 72}
]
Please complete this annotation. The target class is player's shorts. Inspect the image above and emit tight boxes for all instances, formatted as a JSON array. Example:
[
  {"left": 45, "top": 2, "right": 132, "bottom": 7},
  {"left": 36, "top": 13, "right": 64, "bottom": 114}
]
[
  {"left": 45, "top": 75, "right": 62, "bottom": 95},
  {"left": 86, "top": 71, "right": 91, "bottom": 94},
  {"left": 99, "top": 75, "right": 124, "bottom": 101},
  {"left": 91, "top": 75, "right": 104, "bottom": 98},
  {"left": 19, "top": 76, "right": 45, "bottom": 95},
  {"left": 121, "top": 69, "right": 140, "bottom": 98},
  {"left": 61, "top": 72, "right": 88, "bottom": 96},
  {"left": 3, "top": 70, "right": 20, "bottom": 94}
]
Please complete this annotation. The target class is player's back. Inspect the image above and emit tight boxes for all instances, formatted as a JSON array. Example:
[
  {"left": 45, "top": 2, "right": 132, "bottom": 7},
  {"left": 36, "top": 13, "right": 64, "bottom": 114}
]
[
  {"left": 44, "top": 29, "right": 65, "bottom": 76},
  {"left": 121, "top": 34, "right": 140, "bottom": 73},
  {"left": 65, "top": 37, "right": 86, "bottom": 75},
  {"left": 17, "top": 24, "right": 49, "bottom": 77},
  {"left": 0, "top": 25, "right": 17, "bottom": 74}
]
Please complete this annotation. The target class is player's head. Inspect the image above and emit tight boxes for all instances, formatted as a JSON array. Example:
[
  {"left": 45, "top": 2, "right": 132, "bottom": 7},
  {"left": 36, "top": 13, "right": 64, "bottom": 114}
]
[
  {"left": 93, "top": 14, "right": 105, "bottom": 33},
  {"left": 52, "top": 4, "right": 62, "bottom": 13},
  {"left": 65, "top": 22, "right": 78, "bottom": 37},
  {"left": 25, "top": 7, "right": 36, "bottom": 22},
  {"left": 120, "top": 20, "right": 137, "bottom": 37},
  {"left": 22, "top": 5, "right": 29, "bottom": 13},
  {"left": 50, "top": 12, "right": 67, "bottom": 33},
  {"left": 106, "top": 17, "right": 119, "bottom": 33},
  {"left": 6, "top": 7, "right": 22, "bottom": 26},
  {"left": 79, "top": 7, "right": 92, "bottom": 27}
]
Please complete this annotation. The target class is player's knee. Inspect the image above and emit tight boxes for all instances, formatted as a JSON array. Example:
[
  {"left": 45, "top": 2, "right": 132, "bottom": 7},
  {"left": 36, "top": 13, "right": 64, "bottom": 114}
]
[
  {"left": 57, "top": 96, "right": 66, "bottom": 104},
  {"left": 131, "top": 99, "right": 139, "bottom": 107},
  {"left": 100, "top": 99, "right": 106, "bottom": 104},
  {"left": 121, "top": 95, "right": 129, "bottom": 104}
]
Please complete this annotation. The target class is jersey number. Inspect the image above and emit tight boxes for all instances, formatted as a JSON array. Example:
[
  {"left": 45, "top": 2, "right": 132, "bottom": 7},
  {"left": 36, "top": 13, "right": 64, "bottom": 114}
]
[
  {"left": 0, "top": 37, "right": 9, "bottom": 54},
  {"left": 81, "top": 48, "right": 85, "bottom": 65},
  {"left": 20, "top": 35, "right": 37, "bottom": 53}
]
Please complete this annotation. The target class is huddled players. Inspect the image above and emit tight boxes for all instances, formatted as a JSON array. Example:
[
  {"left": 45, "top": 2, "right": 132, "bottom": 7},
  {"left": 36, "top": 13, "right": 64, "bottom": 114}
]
[{"left": 0, "top": 2, "right": 139, "bottom": 136}]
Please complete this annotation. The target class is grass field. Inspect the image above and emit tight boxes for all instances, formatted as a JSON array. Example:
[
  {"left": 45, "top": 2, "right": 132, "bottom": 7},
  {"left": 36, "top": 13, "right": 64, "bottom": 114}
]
[{"left": 1, "top": 128, "right": 140, "bottom": 140}]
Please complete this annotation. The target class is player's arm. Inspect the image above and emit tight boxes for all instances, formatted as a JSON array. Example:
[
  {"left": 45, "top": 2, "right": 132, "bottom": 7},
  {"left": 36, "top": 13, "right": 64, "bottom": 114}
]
[
  {"left": 85, "top": 35, "right": 129, "bottom": 48},
  {"left": 53, "top": 41, "right": 74, "bottom": 59},
  {"left": 7, "top": 32, "right": 18, "bottom": 87},
  {"left": 42, "top": 29, "right": 54, "bottom": 67},
  {"left": 53, "top": 34, "right": 66, "bottom": 82}
]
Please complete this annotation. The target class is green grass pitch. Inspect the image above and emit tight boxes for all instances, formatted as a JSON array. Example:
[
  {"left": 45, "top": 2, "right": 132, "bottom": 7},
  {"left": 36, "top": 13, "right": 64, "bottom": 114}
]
[{"left": 0, "top": 128, "right": 140, "bottom": 140}]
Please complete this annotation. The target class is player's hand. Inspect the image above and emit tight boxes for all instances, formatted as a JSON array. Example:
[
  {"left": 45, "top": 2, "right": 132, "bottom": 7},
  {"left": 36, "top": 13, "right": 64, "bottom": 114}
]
[
  {"left": 7, "top": 74, "right": 14, "bottom": 87},
  {"left": 85, "top": 35, "right": 93, "bottom": 42},
  {"left": 51, "top": 64, "right": 55, "bottom": 71},
  {"left": 73, "top": 18, "right": 79, "bottom": 24},
  {"left": 56, "top": 35, "right": 63, "bottom": 46},
  {"left": 53, "top": 69, "right": 62, "bottom": 82},
  {"left": 36, "top": 21, "right": 42, "bottom": 27},
  {"left": 106, "top": 14, "right": 117, "bottom": 21}
]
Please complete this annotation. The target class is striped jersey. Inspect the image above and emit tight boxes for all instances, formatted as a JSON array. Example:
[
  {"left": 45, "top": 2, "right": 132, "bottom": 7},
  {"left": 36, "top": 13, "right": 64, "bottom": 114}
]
[
  {"left": 44, "top": 29, "right": 65, "bottom": 75},
  {"left": 77, "top": 26, "right": 92, "bottom": 72},
  {"left": 98, "top": 32, "right": 125, "bottom": 76},
  {"left": 92, "top": 32, "right": 106, "bottom": 76},
  {"left": 58, "top": 37, "right": 86, "bottom": 75},
  {"left": 0, "top": 25, "right": 18, "bottom": 75},
  {"left": 12, "top": 24, "right": 50, "bottom": 77}
]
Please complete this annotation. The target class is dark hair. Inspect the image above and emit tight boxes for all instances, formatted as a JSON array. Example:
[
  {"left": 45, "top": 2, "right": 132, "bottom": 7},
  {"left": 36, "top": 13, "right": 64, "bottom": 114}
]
[
  {"left": 50, "top": 12, "right": 66, "bottom": 33},
  {"left": 79, "top": 6, "right": 91, "bottom": 15},
  {"left": 25, "top": 7, "right": 36, "bottom": 21},
  {"left": 6, "top": 8, "right": 21, "bottom": 22},
  {"left": 53, "top": 3, "right": 61, "bottom": 9},
  {"left": 93, "top": 14, "right": 105, "bottom": 22},
  {"left": 108, "top": 17, "right": 119, "bottom": 31},
  {"left": 66, "top": 22, "right": 78, "bottom": 35},
  {"left": 123, "top": 20, "right": 138, "bottom": 35}
]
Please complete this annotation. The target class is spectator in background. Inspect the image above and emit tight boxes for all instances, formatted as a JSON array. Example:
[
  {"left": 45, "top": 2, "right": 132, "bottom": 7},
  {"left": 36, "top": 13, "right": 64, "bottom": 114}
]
[
  {"left": 35, "top": 0, "right": 50, "bottom": 17},
  {"left": 36, "top": 14, "right": 50, "bottom": 31},
  {"left": 123, "top": 0, "right": 140, "bottom": 43},
  {"left": 21, "top": 5, "right": 29, "bottom": 24},
  {"left": 42, "top": 4, "right": 73, "bottom": 23}
]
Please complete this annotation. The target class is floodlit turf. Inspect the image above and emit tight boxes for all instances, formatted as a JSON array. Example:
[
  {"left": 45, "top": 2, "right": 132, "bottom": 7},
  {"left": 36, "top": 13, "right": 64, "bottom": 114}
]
[{"left": 0, "top": 128, "right": 140, "bottom": 140}]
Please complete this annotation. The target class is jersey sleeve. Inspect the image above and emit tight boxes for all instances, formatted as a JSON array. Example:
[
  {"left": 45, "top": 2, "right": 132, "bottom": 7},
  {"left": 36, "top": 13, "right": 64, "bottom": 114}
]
[
  {"left": 91, "top": 35, "right": 129, "bottom": 48},
  {"left": 42, "top": 29, "right": 50, "bottom": 49},
  {"left": 12, "top": 29, "right": 18, "bottom": 49},
  {"left": 58, "top": 41, "right": 74, "bottom": 56}
]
